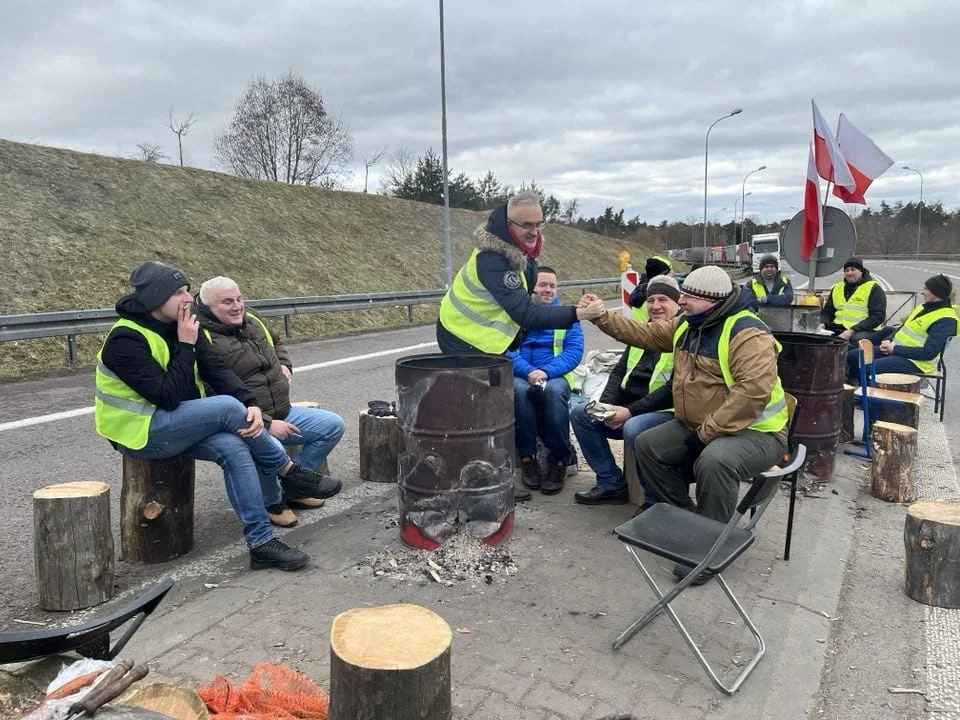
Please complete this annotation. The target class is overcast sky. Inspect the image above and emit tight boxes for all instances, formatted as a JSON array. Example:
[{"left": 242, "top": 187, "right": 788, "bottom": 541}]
[{"left": 2, "top": 0, "right": 959, "bottom": 225}]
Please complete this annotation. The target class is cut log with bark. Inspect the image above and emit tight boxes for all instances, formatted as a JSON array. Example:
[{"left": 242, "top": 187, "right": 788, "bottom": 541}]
[
  {"left": 870, "top": 421, "right": 917, "bottom": 503},
  {"left": 121, "top": 455, "right": 195, "bottom": 564},
  {"left": 876, "top": 373, "right": 923, "bottom": 395},
  {"left": 329, "top": 603, "right": 452, "bottom": 720},
  {"left": 904, "top": 500, "right": 960, "bottom": 608},
  {"left": 874, "top": 374, "right": 923, "bottom": 427},
  {"left": 840, "top": 384, "right": 856, "bottom": 443},
  {"left": 359, "top": 409, "right": 400, "bottom": 483},
  {"left": 34, "top": 481, "right": 115, "bottom": 611}
]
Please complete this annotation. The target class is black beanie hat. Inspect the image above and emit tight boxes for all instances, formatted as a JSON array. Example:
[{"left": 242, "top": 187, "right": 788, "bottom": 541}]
[
  {"left": 843, "top": 257, "right": 865, "bottom": 273},
  {"left": 925, "top": 274, "right": 953, "bottom": 301},
  {"left": 129, "top": 261, "right": 190, "bottom": 310},
  {"left": 645, "top": 256, "right": 671, "bottom": 279}
]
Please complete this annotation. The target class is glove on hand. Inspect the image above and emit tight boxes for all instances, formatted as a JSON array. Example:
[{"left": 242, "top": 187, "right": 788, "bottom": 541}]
[{"left": 367, "top": 400, "right": 396, "bottom": 417}]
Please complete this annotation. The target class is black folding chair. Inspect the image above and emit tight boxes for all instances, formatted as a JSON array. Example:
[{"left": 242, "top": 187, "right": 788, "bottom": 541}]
[
  {"left": 611, "top": 405, "right": 806, "bottom": 695},
  {"left": 0, "top": 578, "right": 174, "bottom": 664}
]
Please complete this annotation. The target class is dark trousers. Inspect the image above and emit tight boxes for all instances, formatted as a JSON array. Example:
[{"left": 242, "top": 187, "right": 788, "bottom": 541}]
[{"left": 635, "top": 419, "right": 787, "bottom": 523}]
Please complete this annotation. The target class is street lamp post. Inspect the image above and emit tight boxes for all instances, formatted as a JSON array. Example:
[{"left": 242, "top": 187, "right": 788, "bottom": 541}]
[
  {"left": 902, "top": 165, "right": 924, "bottom": 260},
  {"left": 733, "top": 192, "right": 751, "bottom": 242},
  {"left": 703, "top": 108, "right": 743, "bottom": 252},
  {"left": 739, "top": 165, "right": 766, "bottom": 243},
  {"left": 439, "top": 0, "right": 452, "bottom": 287},
  {"left": 712, "top": 207, "right": 727, "bottom": 245}
]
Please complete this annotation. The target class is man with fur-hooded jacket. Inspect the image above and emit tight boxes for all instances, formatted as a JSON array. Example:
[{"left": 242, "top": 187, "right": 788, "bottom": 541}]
[{"left": 437, "top": 190, "right": 594, "bottom": 354}]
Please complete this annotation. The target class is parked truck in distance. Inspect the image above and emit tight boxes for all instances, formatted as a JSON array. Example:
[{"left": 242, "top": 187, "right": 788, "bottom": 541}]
[{"left": 750, "top": 233, "right": 781, "bottom": 272}]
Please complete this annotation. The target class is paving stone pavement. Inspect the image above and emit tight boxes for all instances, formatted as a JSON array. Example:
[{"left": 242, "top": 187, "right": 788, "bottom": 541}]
[{"left": 7, "top": 431, "right": 951, "bottom": 720}]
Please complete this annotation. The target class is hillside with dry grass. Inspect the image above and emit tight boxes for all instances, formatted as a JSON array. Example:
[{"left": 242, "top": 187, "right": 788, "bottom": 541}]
[{"left": 0, "top": 139, "right": 659, "bottom": 377}]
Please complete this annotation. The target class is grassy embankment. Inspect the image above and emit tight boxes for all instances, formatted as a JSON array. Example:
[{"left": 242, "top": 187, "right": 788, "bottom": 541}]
[{"left": 0, "top": 139, "right": 660, "bottom": 379}]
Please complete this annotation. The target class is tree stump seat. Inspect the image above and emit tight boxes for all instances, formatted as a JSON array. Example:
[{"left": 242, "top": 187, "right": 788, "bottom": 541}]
[
  {"left": 121, "top": 455, "right": 196, "bottom": 564},
  {"left": 359, "top": 408, "right": 400, "bottom": 483},
  {"left": 904, "top": 500, "right": 960, "bottom": 608}
]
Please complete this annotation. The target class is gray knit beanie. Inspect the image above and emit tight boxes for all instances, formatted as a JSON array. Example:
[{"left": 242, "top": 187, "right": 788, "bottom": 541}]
[
  {"left": 129, "top": 261, "right": 190, "bottom": 310},
  {"left": 680, "top": 265, "right": 733, "bottom": 301},
  {"left": 645, "top": 274, "right": 680, "bottom": 302}
]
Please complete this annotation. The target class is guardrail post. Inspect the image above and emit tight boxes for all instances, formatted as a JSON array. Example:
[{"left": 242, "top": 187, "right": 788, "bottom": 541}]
[
  {"left": 406, "top": 305, "right": 414, "bottom": 323},
  {"left": 283, "top": 314, "right": 292, "bottom": 338},
  {"left": 66, "top": 334, "right": 77, "bottom": 367}
]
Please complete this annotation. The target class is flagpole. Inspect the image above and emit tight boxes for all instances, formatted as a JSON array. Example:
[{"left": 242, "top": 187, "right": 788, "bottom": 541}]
[{"left": 808, "top": 179, "right": 833, "bottom": 294}]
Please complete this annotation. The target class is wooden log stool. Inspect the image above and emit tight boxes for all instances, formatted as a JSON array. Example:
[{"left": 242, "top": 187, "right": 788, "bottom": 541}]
[
  {"left": 359, "top": 408, "right": 400, "bottom": 483},
  {"left": 869, "top": 421, "right": 918, "bottom": 503},
  {"left": 285, "top": 401, "right": 330, "bottom": 476},
  {"left": 874, "top": 373, "right": 923, "bottom": 428},
  {"left": 33, "top": 481, "right": 115, "bottom": 610},
  {"left": 840, "top": 383, "right": 856, "bottom": 443},
  {"left": 121, "top": 455, "right": 195, "bottom": 564},
  {"left": 330, "top": 603, "right": 452, "bottom": 720},
  {"left": 904, "top": 500, "right": 960, "bottom": 608}
]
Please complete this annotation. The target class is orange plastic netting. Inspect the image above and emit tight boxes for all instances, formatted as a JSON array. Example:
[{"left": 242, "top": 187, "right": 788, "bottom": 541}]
[{"left": 198, "top": 663, "right": 329, "bottom": 719}]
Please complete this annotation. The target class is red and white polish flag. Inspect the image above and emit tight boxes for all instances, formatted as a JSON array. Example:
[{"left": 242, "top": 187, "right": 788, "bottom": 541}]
[
  {"left": 801, "top": 142, "right": 824, "bottom": 262},
  {"left": 812, "top": 99, "right": 856, "bottom": 191},
  {"left": 831, "top": 113, "right": 894, "bottom": 204}
]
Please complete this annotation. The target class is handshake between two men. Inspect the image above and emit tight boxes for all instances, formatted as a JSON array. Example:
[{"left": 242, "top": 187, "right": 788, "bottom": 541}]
[{"left": 577, "top": 293, "right": 606, "bottom": 321}]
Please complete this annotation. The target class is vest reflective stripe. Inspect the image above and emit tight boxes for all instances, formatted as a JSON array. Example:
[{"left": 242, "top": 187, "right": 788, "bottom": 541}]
[
  {"left": 649, "top": 350, "right": 676, "bottom": 393},
  {"left": 621, "top": 345, "right": 646, "bottom": 390},
  {"left": 439, "top": 248, "right": 528, "bottom": 353},
  {"left": 751, "top": 277, "right": 787, "bottom": 299},
  {"left": 94, "top": 319, "right": 205, "bottom": 450},
  {"left": 893, "top": 305, "right": 957, "bottom": 373},
  {"left": 715, "top": 311, "right": 788, "bottom": 432},
  {"left": 552, "top": 330, "right": 576, "bottom": 388},
  {"left": 201, "top": 312, "right": 275, "bottom": 346},
  {"left": 832, "top": 280, "right": 881, "bottom": 330}
]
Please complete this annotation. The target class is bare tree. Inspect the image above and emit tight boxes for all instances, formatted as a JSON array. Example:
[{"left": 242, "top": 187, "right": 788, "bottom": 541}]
[
  {"left": 134, "top": 142, "right": 167, "bottom": 163},
  {"left": 165, "top": 110, "right": 197, "bottom": 167},
  {"left": 379, "top": 146, "right": 416, "bottom": 194},
  {"left": 214, "top": 71, "right": 354, "bottom": 187},
  {"left": 362, "top": 146, "right": 386, "bottom": 193}
]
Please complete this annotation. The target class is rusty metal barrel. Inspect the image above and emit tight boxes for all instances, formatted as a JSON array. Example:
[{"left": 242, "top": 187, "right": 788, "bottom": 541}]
[
  {"left": 774, "top": 332, "right": 848, "bottom": 480},
  {"left": 395, "top": 353, "right": 515, "bottom": 549}
]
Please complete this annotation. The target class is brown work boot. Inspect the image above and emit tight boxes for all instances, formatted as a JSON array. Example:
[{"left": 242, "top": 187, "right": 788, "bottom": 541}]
[
  {"left": 540, "top": 460, "right": 566, "bottom": 495},
  {"left": 266, "top": 503, "right": 297, "bottom": 528},
  {"left": 519, "top": 455, "right": 541, "bottom": 490}
]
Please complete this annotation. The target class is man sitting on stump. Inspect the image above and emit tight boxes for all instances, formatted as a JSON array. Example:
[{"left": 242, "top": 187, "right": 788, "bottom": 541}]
[
  {"left": 94, "top": 261, "right": 336, "bottom": 572},
  {"left": 197, "top": 276, "right": 345, "bottom": 528},
  {"left": 846, "top": 273, "right": 957, "bottom": 383}
]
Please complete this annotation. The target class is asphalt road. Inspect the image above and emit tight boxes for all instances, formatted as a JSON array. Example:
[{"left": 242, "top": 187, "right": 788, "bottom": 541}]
[{"left": 2, "top": 260, "right": 958, "bottom": 627}]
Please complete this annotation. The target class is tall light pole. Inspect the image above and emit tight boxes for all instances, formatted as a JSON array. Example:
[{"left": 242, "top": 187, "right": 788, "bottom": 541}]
[
  {"left": 902, "top": 165, "right": 924, "bottom": 260},
  {"left": 712, "top": 207, "right": 727, "bottom": 245},
  {"left": 703, "top": 107, "right": 743, "bottom": 251},
  {"left": 739, "top": 165, "right": 766, "bottom": 243},
  {"left": 439, "top": 0, "right": 452, "bottom": 287},
  {"left": 733, "top": 192, "right": 752, "bottom": 241}
]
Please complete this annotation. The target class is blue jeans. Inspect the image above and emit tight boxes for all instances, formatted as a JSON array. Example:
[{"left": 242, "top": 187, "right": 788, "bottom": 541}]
[
  {"left": 258, "top": 406, "right": 345, "bottom": 506},
  {"left": 846, "top": 346, "right": 918, "bottom": 382},
  {"left": 514, "top": 377, "right": 572, "bottom": 463},
  {"left": 119, "top": 396, "right": 289, "bottom": 549},
  {"left": 570, "top": 404, "right": 672, "bottom": 503}
]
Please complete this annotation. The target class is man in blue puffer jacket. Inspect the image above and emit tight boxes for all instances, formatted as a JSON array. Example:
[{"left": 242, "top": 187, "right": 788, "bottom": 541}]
[{"left": 507, "top": 266, "right": 584, "bottom": 499}]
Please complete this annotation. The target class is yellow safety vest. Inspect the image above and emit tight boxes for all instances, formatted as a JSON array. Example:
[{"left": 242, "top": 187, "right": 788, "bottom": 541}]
[
  {"left": 893, "top": 305, "right": 958, "bottom": 374},
  {"left": 94, "top": 319, "right": 205, "bottom": 450},
  {"left": 439, "top": 248, "right": 529, "bottom": 353},
  {"left": 672, "top": 311, "right": 788, "bottom": 433},
  {"left": 621, "top": 321, "right": 685, "bottom": 393},
  {"left": 202, "top": 312, "right": 275, "bottom": 346},
  {"left": 552, "top": 329, "right": 576, "bottom": 389},
  {"left": 750, "top": 277, "right": 789, "bottom": 300},
  {"left": 831, "top": 280, "right": 881, "bottom": 330}
]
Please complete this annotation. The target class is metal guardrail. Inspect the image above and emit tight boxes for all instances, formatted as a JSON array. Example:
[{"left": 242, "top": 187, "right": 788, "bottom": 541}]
[{"left": 0, "top": 278, "right": 622, "bottom": 365}]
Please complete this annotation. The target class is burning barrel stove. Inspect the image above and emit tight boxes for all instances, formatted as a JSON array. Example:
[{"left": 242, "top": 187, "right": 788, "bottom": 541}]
[{"left": 395, "top": 353, "right": 516, "bottom": 550}]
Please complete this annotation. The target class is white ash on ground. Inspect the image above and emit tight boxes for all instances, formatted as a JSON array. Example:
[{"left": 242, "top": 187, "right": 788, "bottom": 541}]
[{"left": 359, "top": 533, "right": 518, "bottom": 587}]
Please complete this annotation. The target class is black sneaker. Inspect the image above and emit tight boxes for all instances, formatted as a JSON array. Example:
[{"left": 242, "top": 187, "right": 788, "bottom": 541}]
[
  {"left": 280, "top": 463, "right": 342, "bottom": 499},
  {"left": 250, "top": 538, "right": 309, "bottom": 571},
  {"left": 519, "top": 455, "right": 541, "bottom": 490},
  {"left": 540, "top": 460, "right": 566, "bottom": 495}
]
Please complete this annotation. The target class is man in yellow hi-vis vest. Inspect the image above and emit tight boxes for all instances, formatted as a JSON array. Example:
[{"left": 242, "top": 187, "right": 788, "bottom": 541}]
[
  {"left": 94, "top": 261, "right": 336, "bottom": 572},
  {"left": 437, "top": 190, "right": 594, "bottom": 354},
  {"left": 579, "top": 266, "right": 788, "bottom": 582},
  {"left": 505, "top": 266, "right": 584, "bottom": 499},
  {"left": 196, "top": 276, "right": 345, "bottom": 529},
  {"left": 819, "top": 257, "right": 887, "bottom": 345},
  {"left": 846, "top": 273, "right": 957, "bottom": 381}
]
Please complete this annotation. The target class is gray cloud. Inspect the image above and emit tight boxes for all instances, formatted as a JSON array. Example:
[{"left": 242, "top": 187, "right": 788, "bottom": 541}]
[{"left": 1, "top": 0, "right": 957, "bottom": 223}]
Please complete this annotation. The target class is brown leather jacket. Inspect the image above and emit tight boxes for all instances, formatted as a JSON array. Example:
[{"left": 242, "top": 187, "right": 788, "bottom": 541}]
[
  {"left": 594, "top": 289, "right": 786, "bottom": 444},
  {"left": 196, "top": 307, "right": 292, "bottom": 425}
]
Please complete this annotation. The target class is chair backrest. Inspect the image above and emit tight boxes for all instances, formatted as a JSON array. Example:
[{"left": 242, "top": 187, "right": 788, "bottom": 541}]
[{"left": 857, "top": 338, "right": 876, "bottom": 387}]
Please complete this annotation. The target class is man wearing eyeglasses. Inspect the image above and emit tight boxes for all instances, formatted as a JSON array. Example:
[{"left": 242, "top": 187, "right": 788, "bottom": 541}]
[{"left": 437, "top": 190, "right": 598, "bottom": 355}]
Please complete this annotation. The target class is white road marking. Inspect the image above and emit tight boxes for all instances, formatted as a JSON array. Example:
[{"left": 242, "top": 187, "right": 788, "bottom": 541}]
[{"left": 0, "top": 340, "right": 439, "bottom": 433}]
